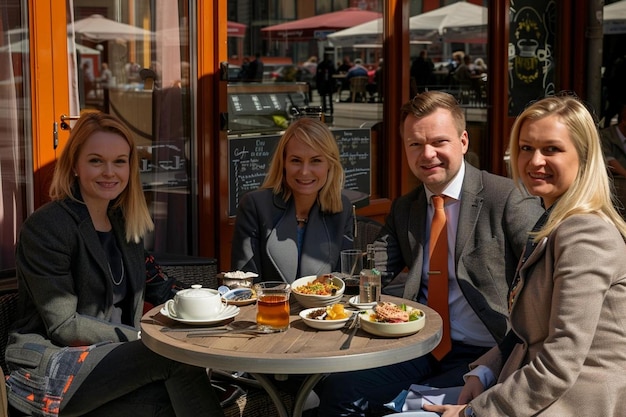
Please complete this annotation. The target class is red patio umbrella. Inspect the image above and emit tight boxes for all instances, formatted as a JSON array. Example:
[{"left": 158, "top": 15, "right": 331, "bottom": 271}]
[
  {"left": 261, "top": 8, "right": 382, "bottom": 42},
  {"left": 228, "top": 21, "right": 247, "bottom": 38}
]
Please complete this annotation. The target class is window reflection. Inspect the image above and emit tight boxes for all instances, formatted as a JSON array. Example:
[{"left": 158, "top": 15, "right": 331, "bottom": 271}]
[
  {"left": 408, "top": 0, "right": 489, "bottom": 169},
  {"left": 225, "top": 1, "right": 490, "bottom": 211},
  {"left": 0, "top": 8, "right": 30, "bottom": 271},
  {"left": 71, "top": 1, "right": 193, "bottom": 255},
  {"left": 227, "top": 1, "right": 384, "bottom": 207}
]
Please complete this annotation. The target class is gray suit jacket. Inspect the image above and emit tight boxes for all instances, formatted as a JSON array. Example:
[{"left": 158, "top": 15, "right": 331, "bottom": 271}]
[
  {"left": 231, "top": 188, "right": 354, "bottom": 283},
  {"left": 471, "top": 214, "right": 626, "bottom": 416},
  {"left": 375, "top": 164, "right": 543, "bottom": 343}
]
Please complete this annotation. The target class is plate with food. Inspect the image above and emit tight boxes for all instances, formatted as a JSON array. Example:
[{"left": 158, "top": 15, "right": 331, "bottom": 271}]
[
  {"left": 299, "top": 304, "right": 353, "bottom": 330},
  {"left": 291, "top": 274, "right": 345, "bottom": 308},
  {"left": 360, "top": 301, "right": 425, "bottom": 337}
]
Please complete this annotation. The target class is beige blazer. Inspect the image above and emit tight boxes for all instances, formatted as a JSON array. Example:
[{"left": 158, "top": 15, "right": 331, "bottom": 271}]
[{"left": 470, "top": 214, "right": 626, "bottom": 416}]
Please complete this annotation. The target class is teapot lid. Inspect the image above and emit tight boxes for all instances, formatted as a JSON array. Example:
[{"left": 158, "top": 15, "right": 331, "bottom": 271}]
[{"left": 178, "top": 284, "right": 217, "bottom": 298}]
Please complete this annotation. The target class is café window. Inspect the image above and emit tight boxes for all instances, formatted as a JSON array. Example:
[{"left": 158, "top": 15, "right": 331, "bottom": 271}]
[
  {"left": 226, "top": 0, "right": 385, "bottom": 216},
  {"left": 71, "top": 0, "right": 195, "bottom": 254},
  {"left": 408, "top": 0, "right": 489, "bottom": 169}
]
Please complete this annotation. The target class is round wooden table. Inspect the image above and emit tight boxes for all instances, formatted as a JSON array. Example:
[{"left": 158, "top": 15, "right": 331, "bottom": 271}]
[{"left": 141, "top": 295, "right": 442, "bottom": 417}]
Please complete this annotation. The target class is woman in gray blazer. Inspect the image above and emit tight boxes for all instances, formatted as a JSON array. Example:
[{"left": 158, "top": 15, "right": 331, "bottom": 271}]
[
  {"left": 428, "top": 96, "right": 626, "bottom": 416},
  {"left": 6, "top": 113, "right": 224, "bottom": 416},
  {"left": 231, "top": 118, "right": 354, "bottom": 283}
]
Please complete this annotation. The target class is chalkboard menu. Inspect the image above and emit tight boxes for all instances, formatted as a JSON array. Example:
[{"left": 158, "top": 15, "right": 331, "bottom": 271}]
[
  {"left": 228, "top": 128, "right": 371, "bottom": 216},
  {"left": 335, "top": 129, "right": 370, "bottom": 192}
]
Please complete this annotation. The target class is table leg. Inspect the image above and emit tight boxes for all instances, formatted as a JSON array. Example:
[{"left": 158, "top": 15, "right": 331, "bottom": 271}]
[
  {"left": 248, "top": 373, "right": 290, "bottom": 417},
  {"left": 292, "top": 373, "right": 326, "bottom": 417}
]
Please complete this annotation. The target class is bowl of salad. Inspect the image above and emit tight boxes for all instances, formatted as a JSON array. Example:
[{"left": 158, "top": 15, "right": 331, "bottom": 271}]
[
  {"left": 360, "top": 301, "right": 425, "bottom": 337},
  {"left": 292, "top": 274, "right": 345, "bottom": 308}
]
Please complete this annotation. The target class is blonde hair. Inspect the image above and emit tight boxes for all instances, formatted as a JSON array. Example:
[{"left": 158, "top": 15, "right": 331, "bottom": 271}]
[
  {"left": 50, "top": 112, "right": 154, "bottom": 243},
  {"left": 400, "top": 91, "right": 466, "bottom": 137},
  {"left": 509, "top": 95, "right": 626, "bottom": 240},
  {"left": 262, "top": 118, "right": 345, "bottom": 213}
]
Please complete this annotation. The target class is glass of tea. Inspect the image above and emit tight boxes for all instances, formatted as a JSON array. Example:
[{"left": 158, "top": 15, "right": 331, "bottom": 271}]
[{"left": 254, "top": 281, "right": 291, "bottom": 332}]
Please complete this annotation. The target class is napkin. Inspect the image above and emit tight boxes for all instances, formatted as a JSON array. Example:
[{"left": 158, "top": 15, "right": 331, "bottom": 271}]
[
  {"left": 385, "top": 384, "right": 462, "bottom": 412},
  {"left": 223, "top": 271, "right": 258, "bottom": 278}
]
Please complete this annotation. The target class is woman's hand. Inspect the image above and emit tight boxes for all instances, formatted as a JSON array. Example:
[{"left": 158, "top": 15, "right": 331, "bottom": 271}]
[
  {"left": 423, "top": 403, "right": 466, "bottom": 417},
  {"left": 458, "top": 375, "right": 485, "bottom": 403}
]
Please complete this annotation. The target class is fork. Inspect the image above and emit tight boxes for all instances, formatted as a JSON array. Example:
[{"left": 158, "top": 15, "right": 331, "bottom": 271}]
[{"left": 340, "top": 313, "right": 360, "bottom": 350}]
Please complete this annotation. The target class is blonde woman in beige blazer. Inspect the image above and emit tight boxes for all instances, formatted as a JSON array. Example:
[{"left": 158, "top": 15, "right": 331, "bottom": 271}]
[{"left": 427, "top": 95, "right": 626, "bottom": 417}]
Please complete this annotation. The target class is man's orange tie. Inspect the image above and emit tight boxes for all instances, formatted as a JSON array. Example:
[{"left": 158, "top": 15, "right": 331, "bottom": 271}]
[{"left": 428, "top": 195, "right": 451, "bottom": 360}]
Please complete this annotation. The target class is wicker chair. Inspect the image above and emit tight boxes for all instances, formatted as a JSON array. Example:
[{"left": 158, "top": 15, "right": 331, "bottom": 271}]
[
  {"left": 0, "top": 286, "right": 17, "bottom": 417},
  {"left": 354, "top": 216, "right": 383, "bottom": 253},
  {"left": 151, "top": 252, "right": 219, "bottom": 289}
]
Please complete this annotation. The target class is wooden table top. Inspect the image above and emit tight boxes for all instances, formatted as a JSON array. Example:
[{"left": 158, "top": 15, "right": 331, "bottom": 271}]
[{"left": 141, "top": 295, "right": 442, "bottom": 375}]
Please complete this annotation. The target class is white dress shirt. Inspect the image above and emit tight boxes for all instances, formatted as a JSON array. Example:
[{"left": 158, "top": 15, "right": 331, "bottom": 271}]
[{"left": 422, "top": 162, "right": 495, "bottom": 347}]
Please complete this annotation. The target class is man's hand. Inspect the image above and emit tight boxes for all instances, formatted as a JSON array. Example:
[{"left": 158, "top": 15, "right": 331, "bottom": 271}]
[
  {"left": 458, "top": 375, "right": 485, "bottom": 403},
  {"left": 423, "top": 403, "right": 466, "bottom": 417}
]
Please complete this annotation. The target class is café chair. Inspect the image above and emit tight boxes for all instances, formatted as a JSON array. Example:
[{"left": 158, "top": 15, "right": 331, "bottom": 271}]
[
  {"left": 349, "top": 76, "right": 369, "bottom": 103},
  {"left": 354, "top": 216, "right": 383, "bottom": 254},
  {"left": 150, "top": 252, "right": 218, "bottom": 289},
  {"left": 0, "top": 274, "right": 17, "bottom": 417}
]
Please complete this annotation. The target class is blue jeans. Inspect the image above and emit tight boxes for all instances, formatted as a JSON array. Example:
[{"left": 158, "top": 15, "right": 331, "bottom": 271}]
[
  {"left": 315, "top": 342, "right": 490, "bottom": 417},
  {"left": 60, "top": 340, "right": 224, "bottom": 417}
]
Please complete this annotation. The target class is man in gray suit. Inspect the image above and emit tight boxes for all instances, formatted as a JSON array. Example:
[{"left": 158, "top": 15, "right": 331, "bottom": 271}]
[{"left": 315, "top": 91, "right": 544, "bottom": 417}]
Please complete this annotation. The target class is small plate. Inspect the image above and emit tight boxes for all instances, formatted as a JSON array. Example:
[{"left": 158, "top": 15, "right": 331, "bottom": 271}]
[
  {"left": 299, "top": 307, "right": 353, "bottom": 330},
  {"left": 348, "top": 295, "right": 378, "bottom": 310},
  {"left": 225, "top": 297, "right": 257, "bottom": 306},
  {"left": 160, "top": 304, "right": 240, "bottom": 325},
  {"left": 221, "top": 287, "right": 258, "bottom": 306}
]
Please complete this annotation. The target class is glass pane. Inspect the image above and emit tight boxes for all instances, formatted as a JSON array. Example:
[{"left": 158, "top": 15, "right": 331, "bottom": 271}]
[
  {"left": 409, "top": 0, "right": 488, "bottom": 169},
  {"left": 0, "top": 1, "right": 31, "bottom": 271},
  {"left": 226, "top": 0, "right": 383, "bottom": 214},
  {"left": 71, "top": 1, "right": 194, "bottom": 254}
]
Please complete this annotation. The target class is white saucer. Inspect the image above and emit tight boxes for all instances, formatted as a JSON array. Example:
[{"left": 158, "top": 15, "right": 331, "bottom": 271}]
[
  {"left": 159, "top": 304, "right": 240, "bottom": 325},
  {"left": 348, "top": 295, "right": 378, "bottom": 310}
]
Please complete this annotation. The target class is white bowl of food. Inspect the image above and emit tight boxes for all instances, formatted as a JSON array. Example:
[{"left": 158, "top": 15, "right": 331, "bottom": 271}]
[
  {"left": 291, "top": 274, "right": 345, "bottom": 308},
  {"left": 299, "top": 305, "right": 353, "bottom": 330},
  {"left": 359, "top": 301, "right": 426, "bottom": 337}
]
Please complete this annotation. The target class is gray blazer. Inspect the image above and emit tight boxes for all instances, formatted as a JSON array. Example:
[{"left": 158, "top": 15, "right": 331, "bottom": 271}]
[
  {"left": 6, "top": 196, "right": 145, "bottom": 406},
  {"left": 375, "top": 164, "right": 543, "bottom": 343},
  {"left": 231, "top": 188, "right": 354, "bottom": 283},
  {"left": 470, "top": 214, "right": 626, "bottom": 416}
]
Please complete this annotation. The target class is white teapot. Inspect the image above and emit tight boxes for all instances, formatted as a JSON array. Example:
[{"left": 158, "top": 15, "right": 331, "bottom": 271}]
[{"left": 165, "top": 284, "right": 225, "bottom": 320}]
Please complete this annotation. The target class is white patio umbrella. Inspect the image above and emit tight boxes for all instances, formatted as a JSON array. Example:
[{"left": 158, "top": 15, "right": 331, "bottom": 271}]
[
  {"left": 409, "top": 2, "right": 487, "bottom": 40},
  {"left": 605, "top": 0, "right": 626, "bottom": 34},
  {"left": 0, "top": 39, "right": 101, "bottom": 54},
  {"left": 329, "top": 1, "right": 487, "bottom": 47},
  {"left": 327, "top": 18, "right": 383, "bottom": 47},
  {"left": 70, "top": 14, "right": 153, "bottom": 41}
]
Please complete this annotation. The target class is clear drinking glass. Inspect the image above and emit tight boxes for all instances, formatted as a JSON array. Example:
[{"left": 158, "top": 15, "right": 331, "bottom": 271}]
[{"left": 341, "top": 249, "right": 363, "bottom": 295}]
